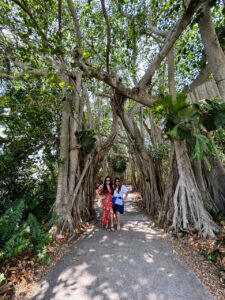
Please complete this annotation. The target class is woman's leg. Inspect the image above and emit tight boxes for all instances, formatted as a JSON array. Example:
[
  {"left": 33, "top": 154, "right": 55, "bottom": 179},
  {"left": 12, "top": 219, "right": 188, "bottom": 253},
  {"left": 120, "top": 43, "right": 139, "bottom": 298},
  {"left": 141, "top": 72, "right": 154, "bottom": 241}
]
[
  {"left": 101, "top": 209, "right": 105, "bottom": 227},
  {"left": 110, "top": 211, "right": 114, "bottom": 226},
  {"left": 110, "top": 211, "right": 115, "bottom": 231},
  {"left": 101, "top": 200, "right": 106, "bottom": 227},
  {"left": 116, "top": 211, "right": 121, "bottom": 230},
  {"left": 106, "top": 220, "right": 110, "bottom": 231}
]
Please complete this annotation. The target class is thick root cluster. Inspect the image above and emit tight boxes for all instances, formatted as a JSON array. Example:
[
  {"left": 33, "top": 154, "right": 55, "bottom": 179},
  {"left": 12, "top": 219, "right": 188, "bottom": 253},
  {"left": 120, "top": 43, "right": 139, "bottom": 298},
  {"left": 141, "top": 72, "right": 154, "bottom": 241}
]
[{"left": 173, "top": 141, "right": 219, "bottom": 238}]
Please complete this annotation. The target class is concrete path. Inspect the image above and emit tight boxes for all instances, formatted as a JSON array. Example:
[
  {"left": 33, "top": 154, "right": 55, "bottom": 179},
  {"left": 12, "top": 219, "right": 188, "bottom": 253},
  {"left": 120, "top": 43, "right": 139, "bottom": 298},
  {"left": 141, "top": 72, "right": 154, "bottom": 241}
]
[{"left": 30, "top": 194, "right": 214, "bottom": 300}]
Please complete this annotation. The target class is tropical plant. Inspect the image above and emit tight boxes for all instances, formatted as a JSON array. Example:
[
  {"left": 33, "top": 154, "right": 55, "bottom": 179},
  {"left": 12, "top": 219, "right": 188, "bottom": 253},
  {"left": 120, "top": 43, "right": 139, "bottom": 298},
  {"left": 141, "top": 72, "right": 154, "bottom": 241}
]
[{"left": 153, "top": 94, "right": 225, "bottom": 166}]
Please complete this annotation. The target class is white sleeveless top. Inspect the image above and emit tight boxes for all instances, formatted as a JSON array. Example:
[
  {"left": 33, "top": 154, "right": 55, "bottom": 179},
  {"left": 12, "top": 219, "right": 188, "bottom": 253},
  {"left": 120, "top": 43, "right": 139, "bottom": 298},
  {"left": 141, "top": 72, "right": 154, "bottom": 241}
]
[{"left": 113, "top": 185, "right": 128, "bottom": 198}]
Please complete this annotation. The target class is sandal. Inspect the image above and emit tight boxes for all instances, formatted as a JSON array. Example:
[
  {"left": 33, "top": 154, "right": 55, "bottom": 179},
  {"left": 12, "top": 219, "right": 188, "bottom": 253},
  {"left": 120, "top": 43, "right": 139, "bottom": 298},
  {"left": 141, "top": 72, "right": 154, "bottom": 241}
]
[{"left": 110, "top": 226, "right": 115, "bottom": 232}]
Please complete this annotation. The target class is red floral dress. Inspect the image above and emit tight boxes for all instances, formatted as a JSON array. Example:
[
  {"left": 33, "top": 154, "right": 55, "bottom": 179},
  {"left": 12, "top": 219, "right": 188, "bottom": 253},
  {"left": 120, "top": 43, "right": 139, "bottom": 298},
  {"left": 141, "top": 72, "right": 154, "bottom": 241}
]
[{"left": 98, "top": 185, "right": 113, "bottom": 226}]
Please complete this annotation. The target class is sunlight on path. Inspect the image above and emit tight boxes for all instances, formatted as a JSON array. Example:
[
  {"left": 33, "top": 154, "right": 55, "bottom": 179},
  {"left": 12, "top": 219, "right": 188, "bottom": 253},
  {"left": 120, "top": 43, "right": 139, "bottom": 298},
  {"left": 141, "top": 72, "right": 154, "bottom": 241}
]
[{"left": 30, "top": 193, "right": 214, "bottom": 300}]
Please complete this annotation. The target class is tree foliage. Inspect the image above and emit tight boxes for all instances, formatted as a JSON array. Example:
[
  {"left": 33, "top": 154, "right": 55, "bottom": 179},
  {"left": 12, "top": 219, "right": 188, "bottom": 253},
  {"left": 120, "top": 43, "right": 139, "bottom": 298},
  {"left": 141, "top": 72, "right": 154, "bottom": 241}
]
[
  {"left": 108, "top": 156, "right": 127, "bottom": 174},
  {"left": 153, "top": 93, "right": 225, "bottom": 165},
  {"left": 0, "top": 0, "right": 224, "bottom": 266}
]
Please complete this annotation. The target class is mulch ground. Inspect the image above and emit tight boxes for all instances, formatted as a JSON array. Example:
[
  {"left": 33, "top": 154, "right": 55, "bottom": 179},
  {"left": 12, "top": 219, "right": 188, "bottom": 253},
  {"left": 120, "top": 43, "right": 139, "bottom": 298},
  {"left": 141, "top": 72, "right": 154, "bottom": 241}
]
[
  {"left": 164, "top": 233, "right": 225, "bottom": 300},
  {"left": 0, "top": 222, "right": 94, "bottom": 300}
]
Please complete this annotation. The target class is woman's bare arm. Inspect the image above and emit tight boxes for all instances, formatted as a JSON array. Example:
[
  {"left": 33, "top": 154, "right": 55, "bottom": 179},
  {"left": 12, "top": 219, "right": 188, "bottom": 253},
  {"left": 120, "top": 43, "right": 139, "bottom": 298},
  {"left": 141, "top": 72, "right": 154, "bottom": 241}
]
[{"left": 122, "top": 192, "right": 128, "bottom": 200}]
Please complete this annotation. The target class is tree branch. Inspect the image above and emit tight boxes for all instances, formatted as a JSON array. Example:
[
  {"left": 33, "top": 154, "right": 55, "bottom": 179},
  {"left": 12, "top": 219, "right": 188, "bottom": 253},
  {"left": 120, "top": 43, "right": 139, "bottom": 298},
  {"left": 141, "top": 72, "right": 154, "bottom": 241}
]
[
  {"left": 128, "top": 103, "right": 142, "bottom": 117},
  {"left": 147, "top": 10, "right": 169, "bottom": 38},
  {"left": 77, "top": 63, "right": 157, "bottom": 107},
  {"left": 100, "top": 0, "right": 111, "bottom": 73},
  {"left": 0, "top": 66, "right": 47, "bottom": 79},
  {"left": 183, "top": 63, "right": 211, "bottom": 93},
  {"left": 66, "top": 0, "right": 82, "bottom": 53},
  {"left": 82, "top": 84, "right": 94, "bottom": 129},
  {"left": 58, "top": 0, "right": 62, "bottom": 38},
  {"left": 11, "top": 0, "right": 52, "bottom": 48},
  {"left": 138, "top": 0, "right": 207, "bottom": 89},
  {"left": 99, "top": 100, "right": 118, "bottom": 151},
  {"left": 143, "top": 120, "right": 151, "bottom": 138},
  {"left": 109, "top": 152, "right": 129, "bottom": 159}
]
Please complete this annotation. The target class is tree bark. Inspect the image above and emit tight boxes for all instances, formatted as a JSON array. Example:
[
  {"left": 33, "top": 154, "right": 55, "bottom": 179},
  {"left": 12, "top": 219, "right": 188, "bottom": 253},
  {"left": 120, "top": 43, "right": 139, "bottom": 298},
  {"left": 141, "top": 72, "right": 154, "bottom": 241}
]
[
  {"left": 172, "top": 140, "right": 218, "bottom": 237},
  {"left": 191, "top": 158, "right": 219, "bottom": 217},
  {"left": 203, "top": 153, "right": 225, "bottom": 214},
  {"left": 54, "top": 76, "right": 118, "bottom": 232},
  {"left": 113, "top": 93, "right": 161, "bottom": 215},
  {"left": 199, "top": 1, "right": 225, "bottom": 99},
  {"left": 54, "top": 100, "right": 74, "bottom": 229},
  {"left": 164, "top": 48, "right": 218, "bottom": 237}
]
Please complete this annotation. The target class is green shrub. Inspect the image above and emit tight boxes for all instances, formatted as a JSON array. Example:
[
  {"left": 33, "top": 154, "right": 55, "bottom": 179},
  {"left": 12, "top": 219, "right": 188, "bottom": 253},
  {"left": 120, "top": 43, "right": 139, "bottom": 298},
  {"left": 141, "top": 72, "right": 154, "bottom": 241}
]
[
  {"left": 0, "top": 200, "right": 25, "bottom": 245},
  {"left": 3, "top": 230, "right": 30, "bottom": 260},
  {"left": 108, "top": 156, "right": 127, "bottom": 173},
  {"left": 37, "top": 246, "right": 50, "bottom": 264},
  {"left": 0, "top": 202, "right": 54, "bottom": 264},
  {"left": 75, "top": 129, "right": 96, "bottom": 154},
  {"left": 148, "top": 142, "right": 170, "bottom": 159},
  {"left": 202, "top": 250, "right": 220, "bottom": 262}
]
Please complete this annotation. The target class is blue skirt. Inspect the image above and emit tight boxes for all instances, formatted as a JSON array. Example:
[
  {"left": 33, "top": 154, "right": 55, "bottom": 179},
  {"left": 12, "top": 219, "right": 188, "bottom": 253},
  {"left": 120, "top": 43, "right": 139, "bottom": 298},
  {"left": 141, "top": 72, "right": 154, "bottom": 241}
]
[{"left": 113, "top": 204, "right": 124, "bottom": 214}]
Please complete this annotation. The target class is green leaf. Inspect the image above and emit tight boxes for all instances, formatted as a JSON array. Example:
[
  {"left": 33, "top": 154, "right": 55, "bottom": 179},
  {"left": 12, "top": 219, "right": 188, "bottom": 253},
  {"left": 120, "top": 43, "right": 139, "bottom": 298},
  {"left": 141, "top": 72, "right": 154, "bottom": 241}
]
[
  {"left": 178, "top": 105, "right": 199, "bottom": 122},
  {"left": 174, "top": 93, "right": 188, "bottom": 111},
  {"left": 59, "top": 81, "right": 66, "bottom": 88},
  {"left": 192, "top": 134, "right": 214, "bottom": 169},
  {"left": 167, "top": 124, "right": 181, "bottom": 139}
]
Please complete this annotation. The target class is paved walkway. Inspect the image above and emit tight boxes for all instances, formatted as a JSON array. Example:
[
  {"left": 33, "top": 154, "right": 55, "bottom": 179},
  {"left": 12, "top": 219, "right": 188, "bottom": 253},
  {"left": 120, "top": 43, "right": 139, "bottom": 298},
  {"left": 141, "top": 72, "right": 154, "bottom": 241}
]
[{"left": 31, "top": 194, "right": 214, "bottom": 300}]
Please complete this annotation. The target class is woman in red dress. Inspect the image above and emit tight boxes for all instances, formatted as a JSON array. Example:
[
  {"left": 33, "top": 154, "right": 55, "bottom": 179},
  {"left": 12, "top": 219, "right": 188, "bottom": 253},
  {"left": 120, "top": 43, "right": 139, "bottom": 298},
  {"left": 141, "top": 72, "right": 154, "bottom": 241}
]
[{"left": 96, "top": 176, "right": 114, "bottom": 231}]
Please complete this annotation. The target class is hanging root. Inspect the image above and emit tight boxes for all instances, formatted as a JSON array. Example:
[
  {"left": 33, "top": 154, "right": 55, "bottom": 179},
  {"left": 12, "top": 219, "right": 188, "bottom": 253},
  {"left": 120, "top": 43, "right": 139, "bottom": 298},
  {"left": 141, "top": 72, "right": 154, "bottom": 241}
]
[
  {"left": 52, "top": 212, "right": 75, "bottom": 235},
  {"left": 172, "top": 177, "right": 219, "bottom": 238},
  {"left": 171, "top": 140, "right": 219, "bottom": 238}
]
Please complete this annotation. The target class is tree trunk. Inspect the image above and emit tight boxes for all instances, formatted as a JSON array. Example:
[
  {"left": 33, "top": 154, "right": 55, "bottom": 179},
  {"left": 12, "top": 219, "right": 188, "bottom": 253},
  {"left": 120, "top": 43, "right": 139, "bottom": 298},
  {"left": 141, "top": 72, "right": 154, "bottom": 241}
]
[
  {"left": 198, "top": 3, "right": 225, "bottom": 214},
  {"left": 54, "top": 77, "right": 118, "bottom": 233},
  {"left": 186, "top": 139, "right": 220, "bottom": 217},
  {"left": 148, "top": 111, "right": 165, "bottom": 197},
  {"left": 113, "top": 93, "right": 161, "bottom": 215},
  {"left": 158, "top": 150, "right": 178, "bottom": 226},
  {"left": 203, "top": 153, "right": 225, "bottom": 214},
  {"left": 191, "top": 158, "right": 219, "bottom": 217},
  {"left": 199, "top": 1, "right": 225, "bottom": 99},
  {"left": 129, "top": 153, "right": 138, "bottom": 191},
  {"left": 164, "top": 48, "right": 218, "bottom": 237},
  {"left": 172, "top": 140, "right": 218, "bottom": 237},
  {"left": 54, "top": 100, "right": 74, "bottom": 230}
]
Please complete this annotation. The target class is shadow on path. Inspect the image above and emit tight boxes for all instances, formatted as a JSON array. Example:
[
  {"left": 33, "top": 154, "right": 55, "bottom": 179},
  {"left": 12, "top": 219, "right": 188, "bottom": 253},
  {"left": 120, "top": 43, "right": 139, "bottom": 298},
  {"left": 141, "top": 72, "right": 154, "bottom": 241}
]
[{"left": 30, "top": 195, "right": 214, "bottom": 300}]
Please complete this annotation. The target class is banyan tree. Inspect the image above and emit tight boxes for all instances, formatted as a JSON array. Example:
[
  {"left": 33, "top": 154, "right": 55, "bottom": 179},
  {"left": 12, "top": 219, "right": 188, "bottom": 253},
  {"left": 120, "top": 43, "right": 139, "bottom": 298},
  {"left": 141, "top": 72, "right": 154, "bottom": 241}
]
[{"left": 0, "top": 0, "right": 225, "bottom": 237}]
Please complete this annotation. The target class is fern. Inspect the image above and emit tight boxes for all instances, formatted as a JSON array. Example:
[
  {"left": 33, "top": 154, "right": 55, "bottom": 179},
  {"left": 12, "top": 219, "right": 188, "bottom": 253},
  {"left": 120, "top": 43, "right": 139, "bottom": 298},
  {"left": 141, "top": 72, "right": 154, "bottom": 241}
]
[
  {"left": 3, "top": 227, "right": 30, "bottom": 260},
  {"left": 26, "top": 213, "right": 51, "bottom": 251},
  {"left": 0, "top": 208, "right": 52, "bottom": 263},
  {"left": 0, "top": 200, "right": 25, "bottom": 245},
  {"left": 27, "top": 214, "right": 43, "bottom": 245},
  {"left": 43, "top": 212, "right": 58, "bottom": 231}
]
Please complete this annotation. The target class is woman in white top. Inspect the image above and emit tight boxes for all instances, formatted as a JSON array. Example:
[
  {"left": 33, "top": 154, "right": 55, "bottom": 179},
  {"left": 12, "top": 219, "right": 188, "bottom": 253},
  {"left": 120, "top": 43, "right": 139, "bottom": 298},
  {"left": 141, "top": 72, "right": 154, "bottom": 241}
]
[{"left": 112, "top": 178, "right": 128, "bottom": 231}]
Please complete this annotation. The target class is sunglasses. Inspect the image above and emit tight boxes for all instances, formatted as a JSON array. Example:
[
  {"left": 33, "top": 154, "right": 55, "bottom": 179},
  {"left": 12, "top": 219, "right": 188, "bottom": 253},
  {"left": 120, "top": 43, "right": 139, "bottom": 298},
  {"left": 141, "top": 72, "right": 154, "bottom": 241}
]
[{"left": 106, "top": 179, "right": 111, "bottom": 181}]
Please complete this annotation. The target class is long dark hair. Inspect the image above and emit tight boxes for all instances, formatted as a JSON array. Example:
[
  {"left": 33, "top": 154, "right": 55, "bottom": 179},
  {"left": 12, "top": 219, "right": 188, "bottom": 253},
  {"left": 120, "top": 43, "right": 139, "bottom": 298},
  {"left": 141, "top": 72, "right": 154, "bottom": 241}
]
[
  {"left": 114, "top": 177, "right": 122, "bottom": 193},
  {"left": 103, "top": 176, "right": 113, "bottom": 195}
]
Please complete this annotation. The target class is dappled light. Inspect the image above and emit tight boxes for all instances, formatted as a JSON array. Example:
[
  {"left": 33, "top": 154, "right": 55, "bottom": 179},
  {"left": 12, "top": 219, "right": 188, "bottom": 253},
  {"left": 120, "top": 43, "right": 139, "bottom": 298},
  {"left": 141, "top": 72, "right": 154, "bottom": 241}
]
[
  {"left": 0, "top": 0, "right": 225, "bottom": 298},
  {"left": 30, "top": 197, "right": 213, "bottom": 300}
]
